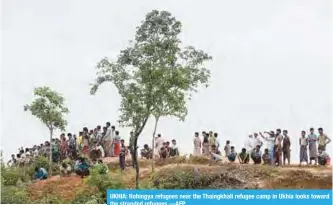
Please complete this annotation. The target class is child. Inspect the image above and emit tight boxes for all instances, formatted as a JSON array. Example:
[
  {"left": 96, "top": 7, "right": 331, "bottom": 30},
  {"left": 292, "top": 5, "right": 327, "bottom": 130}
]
[{"left": 227, "top": 146, "right": 237, "bottom": 162}]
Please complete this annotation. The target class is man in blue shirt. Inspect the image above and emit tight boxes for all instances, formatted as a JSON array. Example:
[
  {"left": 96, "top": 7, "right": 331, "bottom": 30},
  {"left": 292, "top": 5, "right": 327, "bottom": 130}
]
[{"left": 34, "top": 167, "right": 48, "bottom": 180}]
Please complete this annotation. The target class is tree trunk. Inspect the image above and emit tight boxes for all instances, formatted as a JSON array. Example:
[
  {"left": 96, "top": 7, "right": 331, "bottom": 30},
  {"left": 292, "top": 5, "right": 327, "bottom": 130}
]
[
  {"left": 151, "top": 116, "right": 159, "bottom": 173},
  {"left": 49, "top": 128, "right": 53, "bottom": 176},
  {"left": 133, "top": 135, "right": 140, "bottom": 189}
]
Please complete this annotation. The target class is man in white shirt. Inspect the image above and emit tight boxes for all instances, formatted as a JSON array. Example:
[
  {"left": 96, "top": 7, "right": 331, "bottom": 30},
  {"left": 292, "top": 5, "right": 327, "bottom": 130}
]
[
  {"left": 155, "top": 134, "right": 164, "bottom": 157},
  {"left": 214, "top": 133, "right": 220, "bottom": 149},
  {"left": 244, "top": 134, "right": 254, "bottom": 155},
  {"left": 253, "top": 133, "right": 263, "bottom": 148},
  {"left": 104, "top": 122, "right": 112, "bottom": 157}
]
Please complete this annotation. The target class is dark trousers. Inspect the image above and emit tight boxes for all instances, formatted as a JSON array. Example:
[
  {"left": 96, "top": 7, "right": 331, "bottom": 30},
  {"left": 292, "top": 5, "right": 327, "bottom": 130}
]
[{"left": 119, "top": 155, "right": 125, "bottom": 171}]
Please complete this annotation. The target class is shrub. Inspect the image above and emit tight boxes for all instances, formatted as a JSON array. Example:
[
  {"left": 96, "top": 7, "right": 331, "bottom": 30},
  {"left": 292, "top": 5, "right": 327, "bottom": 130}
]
[
  {"left": 86, "top": 168, "right": 125, "bottom": 202},
  {"left": 32, "top": 194, "right": 67, "bottom": 204},
  {"left": 72, "top": 193, "right": 104, "bottom": 204},
  {"left": 1, "top": 167, "right": 20, "bottom": 186},
  {"left": 1, "top": 184, "right": 30, "bottom": 204},
  {"left": 33, "top": 156, "right": 49, "bottom": 170}
]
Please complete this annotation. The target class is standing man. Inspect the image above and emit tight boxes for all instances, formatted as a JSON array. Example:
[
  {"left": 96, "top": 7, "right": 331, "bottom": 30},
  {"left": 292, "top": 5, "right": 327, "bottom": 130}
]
[
  {"left": 104, "top": 122, "right": 112, "bottom": 157},
  {"left": 244, "top": 134, "right": 254, "bottom": 159},
  {"left": 253, "top": 133, "right": 263, "bottom": 148},
  {"left": 193, "top": 132, "right": 201, "bottom": 156},
  {"left": 282, "top": 130, "right": 291, "bottom": 166},
  {"left": 307, "top": 128, "right": 317, "bottom": 165},
  {"left": 96, "top": 125, "right": 103, "bottom": 143},
  {"left": 155, "top": 134, "right": 164, "bottom": 157},
  {"left": 274, "top": 129, "right": 283, "bottom": 166},
  {"left": 299, "top": 131, "right": 308, "bottom": 166},
  {"left": 208, "top": 131, "right": 216, "bottom": 151},
  {"left": 110, "top": 126, "right": 116, "bottom": 157},
  {"left": 317, "top": 128, "right": 331, "bottom": 151}
]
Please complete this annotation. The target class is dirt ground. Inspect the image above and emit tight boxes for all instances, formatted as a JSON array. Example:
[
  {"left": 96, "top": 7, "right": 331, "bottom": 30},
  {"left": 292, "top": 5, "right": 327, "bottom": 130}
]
[{"left": 27, "top": 158, "right": 332, "bottom": 202}]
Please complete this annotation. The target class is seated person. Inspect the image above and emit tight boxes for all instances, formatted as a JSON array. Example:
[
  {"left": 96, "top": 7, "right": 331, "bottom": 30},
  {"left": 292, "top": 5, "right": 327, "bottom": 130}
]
[
  {"left": 211, "top": 144, "right": 222, "bottom": 161},
  {"left": 60, "top": 163, "right": 72, "bottom": 177},
  {"left": 34, "top": 167, "right": 48, "bottom": 181},
  {"left": 251, "top": 145, "right": 262, "bottom": 164},
  {"left": 262, "top": 148, "right": 272, "bottom": 165},
  {"left": 169, "top": 139, "right": 180, "bottom": 157},
  {"left": 75, "top": 157, "right": 90, "bottom": 178},
  {"left": 159, "top": 143, "right": 169, "bottom": 159},
  {"left": 90, "top": 141, "right": 104, "bottom": 160},
  {"left": 317, "top": 149, "right": 330, "bottom": 166},
  {"left": 238, "top": 148, "right": 250, "bottom": 164},
  {"left": 227, "top": 146, "right": 237, "bottom": 162},
  {"left": 140, "top": 144, "right": 153, "bottom": 159}
]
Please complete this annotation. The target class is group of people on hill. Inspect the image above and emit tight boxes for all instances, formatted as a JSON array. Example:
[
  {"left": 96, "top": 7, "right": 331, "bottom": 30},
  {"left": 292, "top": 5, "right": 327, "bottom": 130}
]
[
  {"left": 6, "top": 124, "right": 331, "bottom": 181},
  {"left": 7, "top": 122, "right": 128, "bottom": 179},
  {"left": 7, "top": 121, "right": 182, "bottom": 178},
  {"left": 8, "top": 122, "right": 125, "bottom": 166},
  {"left": 193, "top": 128, "right": 331, "bottom": 166}
]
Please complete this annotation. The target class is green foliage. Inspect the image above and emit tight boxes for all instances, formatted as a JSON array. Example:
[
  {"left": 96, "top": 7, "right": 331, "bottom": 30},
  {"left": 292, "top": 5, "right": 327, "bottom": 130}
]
[
  {"left": 24, "top": 86, "right": 69, "bottom": 131},
  {"left": 91, "top": 10, "right": 211, "bottom": 124},
  {"left": 72, "top": 193, "right": 105, "bottom": 204},
  {"left": 152, "top": 169, "right": 220, "bottom": 189},
  {"left": 32, "top": 194, "right": 67, "bottom": 204},
  {"left": 86, "top": 168, "right": 125, "bottom": 202},
  {"left": 1, "top": 167, "right": 20, "bottom": 186},
  {"left": 1, "top": 184, "right": 30, "bottom": 204},
  {"left": 90, "top": 10, "right": 212, "bottom": 188},
  {"left": 33, "top": 155, "right": 49, "bottom": 170}
]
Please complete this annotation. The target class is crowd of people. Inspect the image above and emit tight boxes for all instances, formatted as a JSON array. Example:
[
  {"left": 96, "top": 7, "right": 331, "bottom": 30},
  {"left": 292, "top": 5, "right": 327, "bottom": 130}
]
[
  {"left": 6, "top": 121, "right": 182, "bottom": 180},
  {"left": 193, "top": 128, "right": 331, "bottom": 166},
  {"left": 6, "top": 124, "right": 331, "bottom": 181}
]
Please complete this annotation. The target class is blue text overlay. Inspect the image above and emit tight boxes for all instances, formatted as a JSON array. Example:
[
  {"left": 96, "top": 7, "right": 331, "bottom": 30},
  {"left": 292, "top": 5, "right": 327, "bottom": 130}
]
[{"left": 107, "top": 190, "right": 332, "bottom": 205}]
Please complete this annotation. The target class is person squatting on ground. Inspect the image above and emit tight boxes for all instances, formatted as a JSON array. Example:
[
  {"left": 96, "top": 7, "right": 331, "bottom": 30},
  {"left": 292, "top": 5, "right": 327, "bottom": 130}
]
[
  {"left": 34, "top": 167, "right": 48, "bottom": 181},
  {"left": 60, "top": 163, "right": 72, "bottom": 177},
  {"left": 75, "top": 157, "right": 90, "bottom": 178}
]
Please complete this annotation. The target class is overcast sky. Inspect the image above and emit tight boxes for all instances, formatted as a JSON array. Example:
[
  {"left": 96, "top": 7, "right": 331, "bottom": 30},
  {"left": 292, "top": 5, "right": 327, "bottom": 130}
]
[{"left": 1, "top": 0, "right": 331, "bottom": 161}]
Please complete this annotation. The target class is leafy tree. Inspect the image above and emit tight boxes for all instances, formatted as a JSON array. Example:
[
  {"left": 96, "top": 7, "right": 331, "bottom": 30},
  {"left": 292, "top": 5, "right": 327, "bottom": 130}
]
[
  {"left": 24, "top": 86, "right": 69, "bottom": 175},
  {"left": 90, "top": 10, "right": 211, "bottom": 188}
]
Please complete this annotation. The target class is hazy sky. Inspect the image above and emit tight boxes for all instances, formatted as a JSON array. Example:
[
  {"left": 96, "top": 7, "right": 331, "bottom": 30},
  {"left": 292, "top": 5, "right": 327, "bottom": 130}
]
[{"left": 1, "top": 0, "right": 331, "bottom": 161}]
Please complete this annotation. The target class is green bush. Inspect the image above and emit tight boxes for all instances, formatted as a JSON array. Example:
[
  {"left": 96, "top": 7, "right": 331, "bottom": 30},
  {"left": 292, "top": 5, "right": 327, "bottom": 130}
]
[
  {"left": 72, "top": 193, "right": 104, "bottom": 204},
  {"left": 32, "top": 194, "right": 67, "bottom": 204},
  {"left": 1, "top": 184, "right": 30, "bottom": 204},
  {"left": 33, "top": 156, "right": 49, "bottom": 170},
  {"left": 1, "top": 167, "right": 20, "bottom": 186},
  {"left": 86, "top": 168, "right": 125, "bottom": 202}
]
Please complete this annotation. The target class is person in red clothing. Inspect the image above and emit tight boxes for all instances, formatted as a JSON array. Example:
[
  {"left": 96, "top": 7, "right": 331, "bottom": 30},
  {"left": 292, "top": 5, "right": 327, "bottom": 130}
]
[{"left": 113, "top": 131, "right": 121, "bottom": 156}]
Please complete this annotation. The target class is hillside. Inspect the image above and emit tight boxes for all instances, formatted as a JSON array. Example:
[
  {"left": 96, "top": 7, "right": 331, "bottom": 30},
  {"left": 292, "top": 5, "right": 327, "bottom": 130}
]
[{"left": 25, "top": 156, "right": 332, "bottom": 203}]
